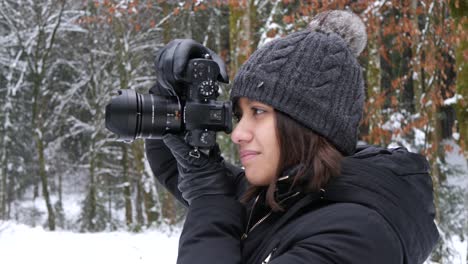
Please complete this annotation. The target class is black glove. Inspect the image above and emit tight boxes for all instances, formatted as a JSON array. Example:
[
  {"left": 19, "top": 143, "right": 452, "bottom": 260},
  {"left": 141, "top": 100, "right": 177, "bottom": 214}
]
[
  {"left": 162, "top": 134, "right": 234, "bottom": 205},
  {"left": 155, "top": 39, "right": 229, "bottom": 94},
  {"left": 146, "top": 39, "right": 229, "bottom": 205}
]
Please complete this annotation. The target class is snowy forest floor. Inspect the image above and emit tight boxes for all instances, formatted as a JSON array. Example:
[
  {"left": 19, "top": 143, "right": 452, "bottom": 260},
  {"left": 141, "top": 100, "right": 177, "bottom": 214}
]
[
  {"left": 0, "top": 221, "right": 181, "bottom": 264},
  {"left": 0, "top": 221, "right": 466, "bottom": 264}
]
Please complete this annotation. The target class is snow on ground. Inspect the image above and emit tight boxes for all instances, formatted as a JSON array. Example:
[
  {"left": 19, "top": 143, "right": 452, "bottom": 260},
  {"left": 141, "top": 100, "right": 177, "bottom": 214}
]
[
  {"left": 452, "top": 235, "right": 468, "bottom": 264},
  {"left": 0, "top": 221, "right": 181, "bottom": 264},
  {"left": 0, "top": 221, "right": 466, "bottom": 264}
]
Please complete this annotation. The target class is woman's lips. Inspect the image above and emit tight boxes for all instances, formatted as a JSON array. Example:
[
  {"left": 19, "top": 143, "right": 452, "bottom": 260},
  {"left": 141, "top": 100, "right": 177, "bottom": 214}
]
[{"left": 240, "top": 150, "right": 259, "bottom": 164}]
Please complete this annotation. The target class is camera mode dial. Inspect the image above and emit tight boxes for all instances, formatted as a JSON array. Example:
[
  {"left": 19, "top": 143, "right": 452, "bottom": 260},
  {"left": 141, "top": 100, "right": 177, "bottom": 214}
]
[
  {"left": 199, "top": 80, "right": 218, "bottom": 97},
  {"left": 187, "top": 59, "right": 220, "bottom": 101}
]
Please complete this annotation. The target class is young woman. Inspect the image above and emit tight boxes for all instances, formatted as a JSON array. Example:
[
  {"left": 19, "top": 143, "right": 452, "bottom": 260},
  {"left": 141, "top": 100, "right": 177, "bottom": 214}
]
[{"left": 146, "top": 10, "right": 439, "bottom": 264}]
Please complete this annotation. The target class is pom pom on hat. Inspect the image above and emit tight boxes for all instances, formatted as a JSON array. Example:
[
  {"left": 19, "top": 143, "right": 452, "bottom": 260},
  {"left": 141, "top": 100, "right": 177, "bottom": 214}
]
[{"left": 308, "top": 10, "right": 367, "bottom": 57}]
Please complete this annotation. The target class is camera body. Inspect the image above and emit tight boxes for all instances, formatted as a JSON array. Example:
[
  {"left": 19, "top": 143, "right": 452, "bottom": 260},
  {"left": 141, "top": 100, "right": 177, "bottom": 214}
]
[
  {"left": 105, "top": 57, "right": 232, "bottom": 148},
  {"left": 182, "top": 58, "right": 232, "bottom": 147}
]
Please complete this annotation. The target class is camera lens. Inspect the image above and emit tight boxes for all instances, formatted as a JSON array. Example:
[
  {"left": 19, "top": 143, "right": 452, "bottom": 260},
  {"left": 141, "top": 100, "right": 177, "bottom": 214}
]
[
  {"left": 105, "top": 89, "right": 182, "bottom": 141},
  {"left": 137, "top": 92, "right": 182, "bottom": 138}
]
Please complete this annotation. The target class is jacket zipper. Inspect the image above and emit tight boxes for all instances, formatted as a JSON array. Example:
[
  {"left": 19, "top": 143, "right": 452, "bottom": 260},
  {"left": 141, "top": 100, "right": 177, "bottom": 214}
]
[
  {"left": 241, "top": 193, "right": 261, "bottom": 240},
  {"left": 241, "top": 191, "right": 300, "bottom": 240},
  {"left": 262, "top": 247, "right": 277, "bottom": 263}
]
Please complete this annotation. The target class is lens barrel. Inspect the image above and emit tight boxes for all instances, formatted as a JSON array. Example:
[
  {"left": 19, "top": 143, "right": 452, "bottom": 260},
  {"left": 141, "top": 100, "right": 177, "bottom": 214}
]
[
  {"left": 136, "top": 92, "right": 182, "bottom": 138},
  {"left": 105, "top": 89, "right": 182, "bottom": 141}
]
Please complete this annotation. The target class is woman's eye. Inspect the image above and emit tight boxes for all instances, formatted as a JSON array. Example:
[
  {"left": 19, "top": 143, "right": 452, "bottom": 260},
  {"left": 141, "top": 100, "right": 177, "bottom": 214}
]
[
  {"left": 233, "top": 107, "right": 265, "bottom": 122},
  {"left": 252, "top": 107, "right": 266, "bottom": 116}
]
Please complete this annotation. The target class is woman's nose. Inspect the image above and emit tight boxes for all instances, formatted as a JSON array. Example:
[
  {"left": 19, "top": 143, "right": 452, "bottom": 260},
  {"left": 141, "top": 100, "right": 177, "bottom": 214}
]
[{"left": 231, "top": 119, "right": 252, "bottom": 144}]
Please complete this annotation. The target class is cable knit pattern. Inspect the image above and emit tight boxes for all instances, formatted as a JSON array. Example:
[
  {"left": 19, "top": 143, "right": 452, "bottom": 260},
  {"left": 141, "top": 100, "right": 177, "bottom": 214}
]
[{"left": 231, "top": 27, "right": 365, "bottom": 155}]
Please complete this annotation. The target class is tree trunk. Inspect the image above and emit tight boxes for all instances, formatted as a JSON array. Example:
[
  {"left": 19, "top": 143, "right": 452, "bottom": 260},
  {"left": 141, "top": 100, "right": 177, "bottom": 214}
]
[
  {"left": 401, "top": 46, "right": 415, "bottom": 113},
  {"left": 228, "top": 0, "right": 255, "bottom": 81},
  {"left": 122, "top": 145, "right": 133, "bottom": 226},
  {"left": 362, "top": 12, "right": 382, "bottom": 144},
  {"left": 0, "top": 147, "right": 6, "bottom": 219},
  {"left": 450, "top": 0, "right": 468, "bottom": 152},
  {"left": 87, "top": 149, "right": 97, "bottom": 231},
  {"left": 33, "top": 176, "right": 39, "bottom": 200},
  {"left": 35, "top": 129, "right": 55, "bottom": 231},
  {"left": 132, "top": 141, "right": 158, "bottom": 225},
  {"left": 6, "top": 164, "right": 14, "bottom": 219},
  {"left": 136, "top": 180, "right": 144, "bottom": 226},
  {"left": 143, "top": 179, "right": 159, "bottom": 226},
  {"left": 160, "top": 188, "right": 176, "bottom": 224},
  {"left": 58, "top": 171, "right": 62, "bottom": 208},
  {"left": 400, "top": 2, "right": 415, "bottom": 114},
  {"left": 131, "top": 142, "right": 144, "bottom": 226},
  {"left": 411, "top": 0, "right": 423, "bottom": 114}
]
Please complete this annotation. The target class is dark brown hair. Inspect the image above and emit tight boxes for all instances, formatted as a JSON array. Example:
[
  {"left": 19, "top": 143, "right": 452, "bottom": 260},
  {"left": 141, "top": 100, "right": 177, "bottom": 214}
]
[{"left": 241, "top": 110, "right": 343, "bottom": 211}]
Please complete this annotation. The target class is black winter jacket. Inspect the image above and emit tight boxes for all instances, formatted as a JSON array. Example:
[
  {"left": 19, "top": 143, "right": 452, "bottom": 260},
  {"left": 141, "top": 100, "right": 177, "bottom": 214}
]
[{"left": 146, "top": 140, "right": 439, "bottom": 264}]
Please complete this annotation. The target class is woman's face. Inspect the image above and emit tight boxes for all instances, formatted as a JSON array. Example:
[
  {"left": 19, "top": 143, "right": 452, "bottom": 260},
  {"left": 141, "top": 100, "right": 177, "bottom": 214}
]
[{"left": 231, "top": 97, "right": 280, "bottom": 186}]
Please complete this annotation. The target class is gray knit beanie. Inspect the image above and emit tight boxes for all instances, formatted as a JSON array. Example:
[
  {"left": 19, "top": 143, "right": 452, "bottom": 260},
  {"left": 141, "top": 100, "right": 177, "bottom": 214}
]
[{"left": 230, "top": 10, "right": 367, "bottom": 156}]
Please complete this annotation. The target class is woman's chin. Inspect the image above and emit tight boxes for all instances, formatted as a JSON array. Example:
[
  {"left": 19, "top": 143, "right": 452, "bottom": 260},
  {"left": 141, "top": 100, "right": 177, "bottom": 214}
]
[{"left": 245, "top": 169, "right": 272, "bottom": 186}]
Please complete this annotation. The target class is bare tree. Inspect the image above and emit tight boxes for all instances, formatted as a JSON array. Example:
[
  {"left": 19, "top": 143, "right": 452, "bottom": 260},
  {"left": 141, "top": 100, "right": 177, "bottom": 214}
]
[{"left": 0, "top": 0, "right": 85, "bottom": 230}]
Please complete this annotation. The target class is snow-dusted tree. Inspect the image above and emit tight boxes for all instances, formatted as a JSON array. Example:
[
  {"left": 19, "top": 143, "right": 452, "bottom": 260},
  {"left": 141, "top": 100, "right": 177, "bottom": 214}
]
[
  {"left": 74, "top": 0, "right": 173, "bottom": 230},
  {"left": 0, "top": 0, "right": 86, "bottom": 230},
  {"left": 0, "top": 10, "right": 28, "bottom": 219}
]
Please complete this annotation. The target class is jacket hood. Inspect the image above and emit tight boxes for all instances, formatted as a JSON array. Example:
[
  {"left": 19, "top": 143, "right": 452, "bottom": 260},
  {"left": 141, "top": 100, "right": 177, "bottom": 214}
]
[{"left": 324, "top": 145, "right": 439, "bottom": 264}]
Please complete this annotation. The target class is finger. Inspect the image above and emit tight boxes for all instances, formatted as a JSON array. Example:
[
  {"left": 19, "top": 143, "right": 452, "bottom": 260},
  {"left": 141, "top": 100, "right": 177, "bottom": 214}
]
[
  {"left": 173, "top": 39, "right": 204, "bottom": 81},
  {"left": 207, "top": 49, "right": 229, "bottom": 84},
  {"left": 209, "top": 144, "right": 223, "bottom": 162},
  {"left": 163, "top": 134, "right": 207, "bottom": 168},
  {"left": 163, "top": 134, "right": 190, "bottom": 155},
  {"left": 171, "top": 39, "right": 229, "bottom": 84},
  {"left": 163, "top": 140, "right": 195, "bottom": 169},
  {"left": 155, "top": 39, "right": 183, "bottom": 91},
  {"left": 149, "top": 82, "right": 172, "bottom": 96}
]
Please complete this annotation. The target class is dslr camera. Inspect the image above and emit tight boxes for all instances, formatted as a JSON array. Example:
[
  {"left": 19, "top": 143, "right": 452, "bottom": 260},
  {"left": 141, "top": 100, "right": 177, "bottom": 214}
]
[{"left": 105, "top": 41, "right": 232, "bottom": 149}]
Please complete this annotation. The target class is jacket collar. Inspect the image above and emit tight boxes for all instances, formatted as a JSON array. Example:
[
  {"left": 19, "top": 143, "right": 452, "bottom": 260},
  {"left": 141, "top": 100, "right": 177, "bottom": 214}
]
[{"left": 274, "top": 165, "right": 309, "bottom": 208}]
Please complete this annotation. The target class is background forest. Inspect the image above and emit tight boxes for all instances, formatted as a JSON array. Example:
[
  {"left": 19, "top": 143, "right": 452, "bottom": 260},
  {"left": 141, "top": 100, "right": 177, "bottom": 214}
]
[{"left": 0, "top": 0, "right": 466, "bottom": 263}]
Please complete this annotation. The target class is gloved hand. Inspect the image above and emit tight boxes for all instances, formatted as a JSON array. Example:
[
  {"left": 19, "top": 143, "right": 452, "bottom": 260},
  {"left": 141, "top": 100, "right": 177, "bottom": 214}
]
[
  {"left": 146, "top": 39, "right": 230, "bottom": 206},
  {"left": 162, "top": 134, "right": 234, "bottom": 205},
  {"left": 155, "top": 39, "right": 229, "bottom": 94}
]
